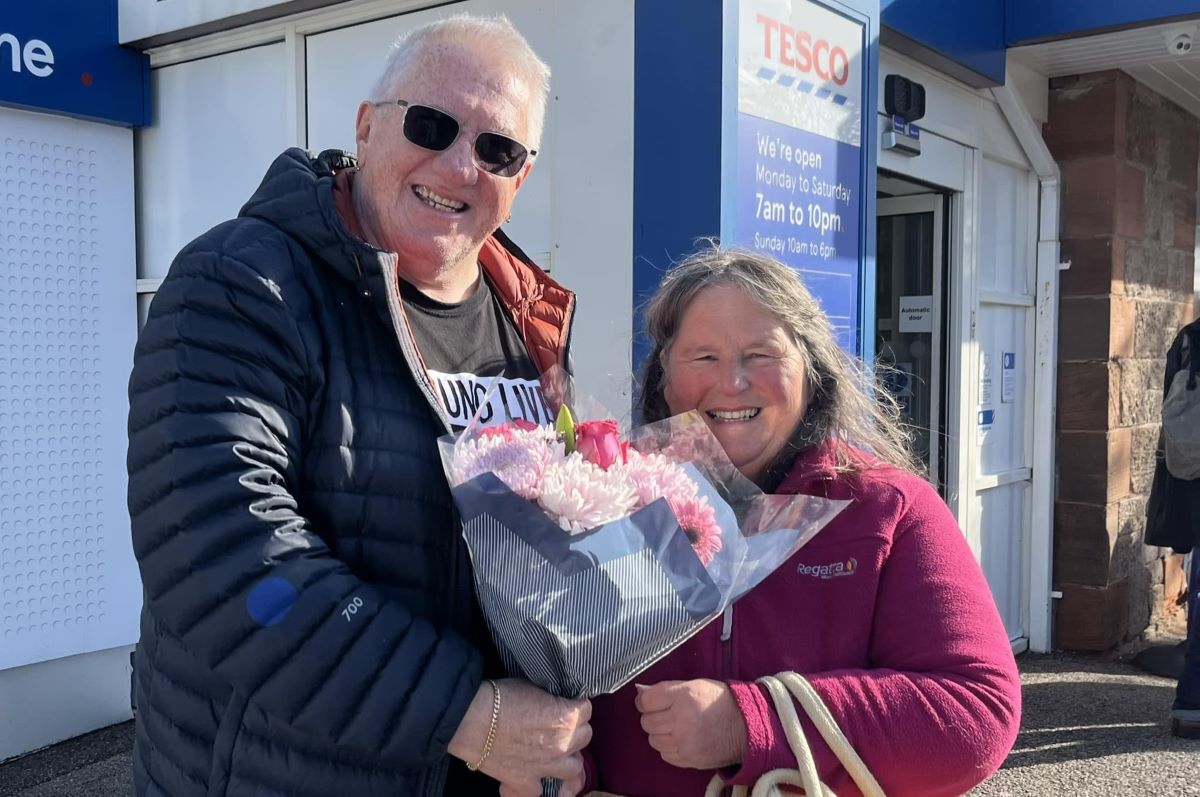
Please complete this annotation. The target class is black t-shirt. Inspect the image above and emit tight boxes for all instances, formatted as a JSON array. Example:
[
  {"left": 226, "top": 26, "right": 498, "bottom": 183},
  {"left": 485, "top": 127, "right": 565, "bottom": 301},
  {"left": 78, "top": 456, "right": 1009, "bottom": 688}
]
[{"left": 401, "top": 275, "right": 554, "bottom": 433}]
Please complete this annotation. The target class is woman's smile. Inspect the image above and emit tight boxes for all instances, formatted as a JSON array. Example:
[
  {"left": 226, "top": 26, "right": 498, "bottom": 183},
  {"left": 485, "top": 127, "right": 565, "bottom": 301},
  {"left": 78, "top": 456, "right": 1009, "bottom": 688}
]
[{"left": 663, "top": 285, "right": 811, "bottom": 482}]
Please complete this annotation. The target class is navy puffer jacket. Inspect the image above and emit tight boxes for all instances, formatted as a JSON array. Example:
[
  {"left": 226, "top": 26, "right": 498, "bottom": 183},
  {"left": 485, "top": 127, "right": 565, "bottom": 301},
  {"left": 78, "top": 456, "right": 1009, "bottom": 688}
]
[{"left": 127, "top": 149, "right": 573, "bottom": 796}]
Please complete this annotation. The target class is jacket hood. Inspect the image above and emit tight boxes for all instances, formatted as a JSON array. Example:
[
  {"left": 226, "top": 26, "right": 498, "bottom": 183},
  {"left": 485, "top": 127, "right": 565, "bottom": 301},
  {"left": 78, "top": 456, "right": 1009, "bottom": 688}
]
[{"left": 239, "top": 148, "right": 376, "bottom": 291}]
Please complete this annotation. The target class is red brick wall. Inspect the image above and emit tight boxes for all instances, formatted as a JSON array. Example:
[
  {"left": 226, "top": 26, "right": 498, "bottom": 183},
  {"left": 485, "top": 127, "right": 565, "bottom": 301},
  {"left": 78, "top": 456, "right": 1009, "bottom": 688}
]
[{"left": 1044, "top": 70, "right": 1197, "bottom": 651}]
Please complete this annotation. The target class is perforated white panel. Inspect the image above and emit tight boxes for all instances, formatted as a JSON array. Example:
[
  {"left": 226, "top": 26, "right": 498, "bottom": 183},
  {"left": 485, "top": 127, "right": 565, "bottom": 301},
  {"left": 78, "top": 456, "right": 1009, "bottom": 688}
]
[{"left": 0, "top": 107, "right": 140, "bottom": 670}]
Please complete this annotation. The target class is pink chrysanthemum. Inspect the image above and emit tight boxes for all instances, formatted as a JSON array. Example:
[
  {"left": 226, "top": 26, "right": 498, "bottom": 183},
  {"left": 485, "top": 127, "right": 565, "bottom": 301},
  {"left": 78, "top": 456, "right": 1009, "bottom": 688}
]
[
  {"left": 474, "top": 419, "right": 540, "bottom": 443},
  {"left": 451, "top": 426, "right": 562, "bottom": 500},
  {"left": 537, "top": 456, "right": 638, "bottom": 534},
  {"left": 621, "top": 449, "right": 699, "bottom": 507}
]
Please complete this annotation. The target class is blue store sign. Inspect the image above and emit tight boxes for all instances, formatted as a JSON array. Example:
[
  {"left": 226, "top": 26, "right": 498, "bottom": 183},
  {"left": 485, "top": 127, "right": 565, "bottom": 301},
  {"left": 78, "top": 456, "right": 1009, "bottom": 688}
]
[
  {"left": 1, "top": 2, "right": 150, "bottom": 126},
  {"left": 726, "top": 0, "right": 871, "bottom": 354}
]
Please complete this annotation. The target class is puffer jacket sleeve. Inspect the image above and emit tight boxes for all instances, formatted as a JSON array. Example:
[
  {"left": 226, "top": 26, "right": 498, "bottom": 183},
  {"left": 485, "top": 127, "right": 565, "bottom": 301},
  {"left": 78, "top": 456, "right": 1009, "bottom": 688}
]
[{"left": 127, "top": 234, "right": 481, "bottom": 770}]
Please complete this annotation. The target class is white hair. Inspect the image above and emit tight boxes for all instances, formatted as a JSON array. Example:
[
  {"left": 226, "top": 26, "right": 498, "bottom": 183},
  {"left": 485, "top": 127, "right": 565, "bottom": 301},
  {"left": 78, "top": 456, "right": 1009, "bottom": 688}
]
[{"left": 370, "top": 13, "right": 551, "bottom": 148}]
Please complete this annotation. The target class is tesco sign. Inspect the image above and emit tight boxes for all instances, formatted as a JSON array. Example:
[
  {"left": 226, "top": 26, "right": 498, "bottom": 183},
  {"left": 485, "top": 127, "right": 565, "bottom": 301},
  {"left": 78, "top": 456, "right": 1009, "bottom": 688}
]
[
  {"left": 0, "top": 32, "right": 54, "bottom": 77},
  {"left": 756, "top": 12, "right": 851, "bottom": 86}
]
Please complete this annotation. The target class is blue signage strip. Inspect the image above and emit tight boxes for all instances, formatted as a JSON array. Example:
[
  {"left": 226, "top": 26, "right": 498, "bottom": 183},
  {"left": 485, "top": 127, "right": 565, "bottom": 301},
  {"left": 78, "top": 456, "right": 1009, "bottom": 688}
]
[
  {"left": 1007, "top": 0, "right": 1200, "bottom": 45},
  {"left": 1, "top": 1, "right": 150, "bottom": 126},
  {"left": 881, "top": 0, "right": 1005, "bottom": 87},
  {"left": 631, "top": 0, "right": 724, "bottom": 385}
]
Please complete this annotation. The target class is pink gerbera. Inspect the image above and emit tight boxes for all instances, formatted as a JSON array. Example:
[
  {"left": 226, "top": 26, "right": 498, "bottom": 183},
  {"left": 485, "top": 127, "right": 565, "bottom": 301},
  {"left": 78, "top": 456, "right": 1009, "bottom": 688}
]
[
  {"left": 623, "top": 449, "right": 722, "bottom": 565},
  {"left": 667, "top": 493, "right": 723, "bottom": 566}
]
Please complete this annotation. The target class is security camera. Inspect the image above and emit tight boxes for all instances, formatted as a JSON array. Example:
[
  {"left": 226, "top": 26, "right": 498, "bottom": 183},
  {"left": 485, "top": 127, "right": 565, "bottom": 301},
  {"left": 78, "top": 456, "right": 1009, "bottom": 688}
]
[{"left": 1166, "top": 29, "right": 1194, "bottom": 56}]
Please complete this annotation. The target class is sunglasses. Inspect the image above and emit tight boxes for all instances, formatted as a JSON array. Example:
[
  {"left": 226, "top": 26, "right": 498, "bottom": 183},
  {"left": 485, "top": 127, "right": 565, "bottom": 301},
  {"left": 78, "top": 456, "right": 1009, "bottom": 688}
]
[{"left": 377, "top": 100, "right": 536, "bottom": 178}]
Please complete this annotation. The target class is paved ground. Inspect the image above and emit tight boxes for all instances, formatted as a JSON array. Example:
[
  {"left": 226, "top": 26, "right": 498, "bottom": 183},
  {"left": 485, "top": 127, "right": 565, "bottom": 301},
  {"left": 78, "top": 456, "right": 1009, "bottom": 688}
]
[
  {"left": 0, "top": 721, "right": 132, "bottom": 797},
  {"left": 1, "top": 652, "right": 1197, "bottom": 796},
  {"left": 967, "top": 652, "right": 1200, "bottom": 797}
]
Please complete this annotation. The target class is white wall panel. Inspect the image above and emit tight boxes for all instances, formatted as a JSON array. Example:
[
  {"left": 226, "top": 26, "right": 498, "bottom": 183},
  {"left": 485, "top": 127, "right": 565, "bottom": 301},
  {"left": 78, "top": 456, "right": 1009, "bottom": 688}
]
[
  {"left": 970, "top": 156, "right": 1037, "bottom": 642},
  {"left": 0, "top": 645, "right": 134, "bottom": 761},
  {"left": 136, "top": 43, "right": 289, "bottom": 280},
  {"left": 978, "top": 483, "right": 1026, "bottom": 639},
  {"left": 979, "top": 159, "right": 1034, "bottom": 296},
  {"left": 0, "top": 107, "right": 139, "bottom": 669}
]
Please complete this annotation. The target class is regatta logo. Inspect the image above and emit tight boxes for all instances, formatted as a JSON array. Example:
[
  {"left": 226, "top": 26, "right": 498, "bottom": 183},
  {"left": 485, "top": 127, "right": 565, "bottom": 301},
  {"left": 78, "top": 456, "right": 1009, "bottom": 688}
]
[{"left": 796, "top": 558, "right": 858, "bottom": 580}]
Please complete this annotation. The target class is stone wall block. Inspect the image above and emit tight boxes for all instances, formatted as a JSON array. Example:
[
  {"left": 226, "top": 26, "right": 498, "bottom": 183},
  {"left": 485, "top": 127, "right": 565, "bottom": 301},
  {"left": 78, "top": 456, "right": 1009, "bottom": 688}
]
[
  {"left": 1111, "top": 296, "right": 1136, "bottom": 359},
  {"left": 1130, "top": 425, "right": 1162, "bottom": 497},
  {"left": 1056, "top": 428, "right": 1131, "bottom": 503},
  {"left": 1174, "top": 186, "right": 1197, "bottom": 253},
  {"left": 1126, "top": 548, "right": 1153, "bottom": 633},
  {"left": 1126, "top": 84, "right": 1162, "bottom": 173},
  {"left": 1116, "top": 161, "right": 1147, "bottom": 240},
  {"left": 1151, "top": 180, "right": 1174, "bottom": 249},
  {"left": 1055, "top": 580, "right": 1130, "bottom": 651},
  {"left": 1117, "top": 493, "right": 1151, "bottom": 541},
  {"left": 1168, "top": 106, "right": 1200, "bottom": 191},
  {"left": 1058, "top": 361, "right": 1117, "bottom": 430},
  {"left": 1145, "top": 538, "right": 1172, "bottom": 565},
  {"left": 1119, "top": 359, "right": 1165, "bottom": 427},
  {"left": 1059, "top": 298, "right": 1111, "bottom": 361},
  {"left": 1054, "top": 501, "right": 1119, "bottom": 585},
  {"left": 1135, "top": 300, "right": 1188, "bottom": 358},
  {"left": 1123, "top": 241, "right": 1171, "bottom": 299},
  {"left": 1062, "top": 158, "right": 1117, "bottom": 239},
  {"left": 1044, "top": 73, "right": 1121, "bottom": 160},
  {"left": 1167, "top": 249, "right": 1195, "bottom": 297},
  {"left": 1060, "top": 237, "right": 1122, "bottom": 297}
]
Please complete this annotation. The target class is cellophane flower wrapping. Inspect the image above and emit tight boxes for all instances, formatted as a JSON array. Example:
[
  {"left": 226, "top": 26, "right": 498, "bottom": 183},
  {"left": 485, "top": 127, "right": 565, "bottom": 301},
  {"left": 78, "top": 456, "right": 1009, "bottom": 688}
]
[{"left": 437, "top": 376, "right": 850, "bottom": 706}]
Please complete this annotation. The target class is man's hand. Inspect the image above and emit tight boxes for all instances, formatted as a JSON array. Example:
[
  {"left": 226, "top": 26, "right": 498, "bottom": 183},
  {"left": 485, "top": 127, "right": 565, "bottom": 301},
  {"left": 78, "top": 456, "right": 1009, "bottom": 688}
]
[
  {"left": 449, "top": 679, "right": 591, "bottom": 797},
  {"left": 634, "top": 679, "right": 747, "bottom": 770}
]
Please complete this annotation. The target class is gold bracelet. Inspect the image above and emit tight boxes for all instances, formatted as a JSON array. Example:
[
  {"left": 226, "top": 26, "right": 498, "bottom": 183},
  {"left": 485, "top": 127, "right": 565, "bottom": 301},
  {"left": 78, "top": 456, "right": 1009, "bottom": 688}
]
[{"left": 466, "top": 679, "right": 501, "bottom": 772}]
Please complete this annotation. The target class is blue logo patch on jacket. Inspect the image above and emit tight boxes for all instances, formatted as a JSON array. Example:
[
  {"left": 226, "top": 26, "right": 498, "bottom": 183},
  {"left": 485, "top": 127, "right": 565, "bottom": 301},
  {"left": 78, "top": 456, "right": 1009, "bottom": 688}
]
[{"left": 246, "top": 577, "right": 299, "bottom": 626}]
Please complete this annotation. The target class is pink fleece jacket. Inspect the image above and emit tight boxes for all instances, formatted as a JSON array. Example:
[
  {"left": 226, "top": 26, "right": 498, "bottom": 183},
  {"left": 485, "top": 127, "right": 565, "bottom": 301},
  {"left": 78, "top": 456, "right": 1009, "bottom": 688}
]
[{"left": 587, "top": 442, "right": 1021, "bottom": 796}]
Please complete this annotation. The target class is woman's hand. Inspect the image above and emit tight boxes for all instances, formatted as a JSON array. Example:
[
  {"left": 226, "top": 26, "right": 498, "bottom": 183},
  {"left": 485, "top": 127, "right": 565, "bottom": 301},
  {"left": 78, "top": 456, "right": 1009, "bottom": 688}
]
[
  {"left": 634, "top": 679, "right": 748, "bottom": 770},
  {"left": 449, "top": 678, "right": 591, "bottom": 797}
]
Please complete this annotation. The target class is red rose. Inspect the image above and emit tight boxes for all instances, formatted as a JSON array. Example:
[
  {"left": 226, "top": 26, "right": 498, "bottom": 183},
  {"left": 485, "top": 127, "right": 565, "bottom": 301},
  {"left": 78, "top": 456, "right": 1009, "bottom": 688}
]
[{"left": 575, "top": 419, "right": 623, "bottom": 470}]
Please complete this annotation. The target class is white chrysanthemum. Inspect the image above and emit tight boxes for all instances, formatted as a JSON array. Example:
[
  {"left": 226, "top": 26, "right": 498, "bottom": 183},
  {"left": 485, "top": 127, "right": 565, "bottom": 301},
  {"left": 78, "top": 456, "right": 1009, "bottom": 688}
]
[{"left": 537, "top": 455, "right": 638, "bottom": 534}]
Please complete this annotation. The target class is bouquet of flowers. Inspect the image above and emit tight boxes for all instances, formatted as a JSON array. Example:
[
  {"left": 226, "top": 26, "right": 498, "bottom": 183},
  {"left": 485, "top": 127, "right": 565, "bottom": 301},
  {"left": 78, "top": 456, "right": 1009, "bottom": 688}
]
[{"left": 438, "top": 378, "right": 850, "bottom": 701}]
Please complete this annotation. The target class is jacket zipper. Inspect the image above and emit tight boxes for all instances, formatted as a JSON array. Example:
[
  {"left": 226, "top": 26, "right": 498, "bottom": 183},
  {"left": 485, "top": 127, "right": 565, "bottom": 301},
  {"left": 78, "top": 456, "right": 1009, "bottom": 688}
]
[
  {"left": 374, "top": 258, "right": 466, "bottom": 797},
  {"left": 374, "top": 256, "right": 452, "bottom": 434},
  {"left": 560, "top": 296, "right": 577, "bottom": 374}
]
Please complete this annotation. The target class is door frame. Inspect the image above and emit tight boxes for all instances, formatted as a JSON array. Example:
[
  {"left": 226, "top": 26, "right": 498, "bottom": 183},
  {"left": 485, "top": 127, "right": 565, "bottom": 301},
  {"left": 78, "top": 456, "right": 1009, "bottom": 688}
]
[{"left": 876, "top": 194, "right": 946, "bottom": 488}]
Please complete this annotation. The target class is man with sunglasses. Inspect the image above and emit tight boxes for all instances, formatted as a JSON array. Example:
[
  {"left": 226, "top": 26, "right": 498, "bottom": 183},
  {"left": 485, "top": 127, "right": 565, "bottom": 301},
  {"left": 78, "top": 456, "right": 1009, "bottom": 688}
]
[{"left": 127, "top": 14, "right": 588, "bottom": 797}]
